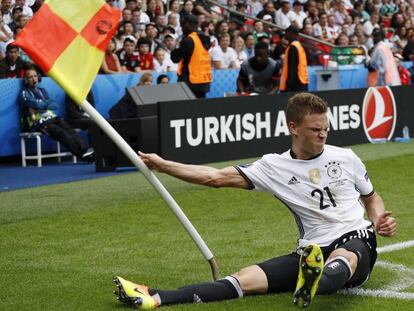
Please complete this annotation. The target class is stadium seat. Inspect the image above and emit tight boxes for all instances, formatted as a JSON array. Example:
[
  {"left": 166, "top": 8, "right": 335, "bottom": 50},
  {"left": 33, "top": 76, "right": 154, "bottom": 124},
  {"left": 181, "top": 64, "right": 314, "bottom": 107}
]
[{"left": 20, "top": 132, "right": 77, "bottom": 167}]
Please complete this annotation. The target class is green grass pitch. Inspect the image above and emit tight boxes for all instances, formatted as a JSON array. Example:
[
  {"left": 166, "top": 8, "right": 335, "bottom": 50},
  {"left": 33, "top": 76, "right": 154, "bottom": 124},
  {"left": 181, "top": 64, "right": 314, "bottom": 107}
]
[{"left": 0, "top": 141, "right": 413, "bottom": 310}]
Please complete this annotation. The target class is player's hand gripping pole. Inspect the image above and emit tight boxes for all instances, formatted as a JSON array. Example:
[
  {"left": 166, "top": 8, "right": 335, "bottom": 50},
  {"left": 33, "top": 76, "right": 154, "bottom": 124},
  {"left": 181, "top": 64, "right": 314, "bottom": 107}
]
[{"left": 80, "top": 100, "right": 220, "bottom": 280}]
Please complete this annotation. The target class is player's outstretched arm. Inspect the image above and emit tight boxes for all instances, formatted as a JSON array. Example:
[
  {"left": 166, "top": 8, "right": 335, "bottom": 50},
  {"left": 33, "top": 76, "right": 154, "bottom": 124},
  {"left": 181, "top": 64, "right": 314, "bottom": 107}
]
[
  {"left": 138, "top": 151, "right": 250, "bottom": 189},
  {"left": 362, "top": 192, "right": 397, "bottom": 237}
]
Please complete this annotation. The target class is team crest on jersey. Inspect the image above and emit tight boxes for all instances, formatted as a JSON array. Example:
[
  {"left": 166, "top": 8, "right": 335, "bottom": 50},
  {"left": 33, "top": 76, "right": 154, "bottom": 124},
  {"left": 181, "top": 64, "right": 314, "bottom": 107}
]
[
  {"left": 325, "top": 162, "right": 342, "bottom": 179},
  {"left": 308, "top": 168, "right": 321, "bottom": 184}
]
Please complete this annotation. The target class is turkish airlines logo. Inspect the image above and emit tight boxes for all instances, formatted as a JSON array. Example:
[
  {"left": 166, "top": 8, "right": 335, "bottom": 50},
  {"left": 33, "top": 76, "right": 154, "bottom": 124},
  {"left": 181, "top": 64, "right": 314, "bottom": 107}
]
[{"left": 362, "top": 86, "right": 397, "bottom": 142}]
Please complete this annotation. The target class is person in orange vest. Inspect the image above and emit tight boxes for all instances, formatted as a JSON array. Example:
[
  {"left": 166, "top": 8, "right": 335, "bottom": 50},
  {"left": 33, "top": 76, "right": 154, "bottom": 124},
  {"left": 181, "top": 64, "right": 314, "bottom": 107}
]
[
  {"left": 171, "top": 15, "right": 212, "bottom": 98},
  {"left": 279, "top": 25, "right": 309, "bottom": 92}
]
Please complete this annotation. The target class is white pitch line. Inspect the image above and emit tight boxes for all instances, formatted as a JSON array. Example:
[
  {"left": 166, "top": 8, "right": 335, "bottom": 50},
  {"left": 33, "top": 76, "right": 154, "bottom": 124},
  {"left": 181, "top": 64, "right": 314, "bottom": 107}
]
[
  {"left": 338, "top": 240, "right": 414, "bottom": 300},
  {"left": 377, "top": 240, "right": 414, "bottom": 254},
  {"left": 340, "top": 288, "right": 414, "bottom": 300}
]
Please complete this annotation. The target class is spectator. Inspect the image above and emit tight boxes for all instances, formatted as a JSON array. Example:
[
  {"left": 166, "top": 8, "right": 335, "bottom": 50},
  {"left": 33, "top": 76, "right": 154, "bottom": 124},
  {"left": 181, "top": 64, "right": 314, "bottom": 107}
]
[
  {"left": 248, "top": 0, "right": 263, "bottom": 18},
  {"left": 252, "top": 20, "right": 268, "bottom": 43},
  {"left": 122, "top": 7, "right": 133, "bottom": 22},
  {"left": 30, "top": 0, "right": 44, "bottom": 14},
  {"left": 328, "top": 14, "right": 341, "bottom": 40},
  {"left": 131, "top": 9, "right": 150, "bottom": 32},
  {"left": 161, "top": 32, "right": 178, "bottom": 70},
  {"left": 64, "top": 91, "right": 95, "bottom": 131},
  {"left": 313, "top": 12, "right": 334, "bottom": 43},
  {"left": 117, "top": 36, "right": 140, "bottom": 73},
  {"left": 305, "top": 0, "right": 319, "bottom": 24},
  {"left": 243, "top": 32, "right": 255, "bottom": 59},
  {"left": 166, "top": 0, "right": 181, "bottom": 23},
  {"left": 292, "top": 1, "right": 307, "bottom": 29},
  {"left": 215, "top": 20, "right": 230, "bottom": 37},
  {"left": 155, "top": 14, "right": 167, "bottom": 36},
  {"left": 120, "top": 20, "right": 137, "bottom": 41},
  {"left": 232, "top": 36, "right": 248, "bottom": 67},
  {"left": 403, "top": 32, "right": 414, "bottom": 61},
  {"left": 331, "top": 33, "right": 354, "bottom": 65},
  {"left": 394, "top": 53, "right": 411, "bottom": 85},
  {"left": 0, "top": 44, "right": 29, "bottom": 78},
  {"left": 125, "top": 0, "right": 139, "bottom": 12},
  {"left": 167, "top": 12, "right": 182, "bottom": 38},
  {"left": 14, "top": 0, "right": 33, "bottom": 18},
  {"left": 137, "top": 37, "right": 154, "bottom": 72},
  {"left": 201, "top": 21, "right": 218, "bottom": 48},
  {"left": 19, "top": 67, "right": 94, "bottom": 161},
  {"left": 194, "top": 0, "right": 212, "bottom": 19},
  {"left": 138, "top": 72, "right": 153, "bottom": 85},
  {"left": 380, "top": 0, "right": 397, "bottom": 19},
  {"left": 257, "top": 1, "right": 276, "bottom": 22},
  {"left": 146, "top": 0, "right": 161, "bottom": 23},
  {"left": 275, "top": 0, "right": 296, "bottom": 29},
  {"left": 1, "top": 0, "right": 13, "bottom": 24},
  {"left": 179, "top": 0, "right": 194, "bottom": 25},
  {"left": 156, "top": 73, "right": 169, "bottom": 84},
  {"left": 101, "top": 38, "right": 123, "bottom": 74},
  {"left": 369, "top": 29, "right": 401, "bottom": 86},
  {"left": 333, "top": 1, "right": 349, "bottom": 26},
  {"left": 0, "top": 14, "right": 13, "bottom": 57},
  {"left": 7, "top": 6, "right": 23, "bottom": 34},
  {"left": 171, "top": 14, "right": 211, "bottom": 98},
  {"left": 145, "top": 22, "right": 159, "bottom": 54},
  {"left": 237, "top": 41, "right": 279, "bottom": 94},
  {"left": 210, "top": 33, "right": 238, "bottom": 69},
  {"left": 391, "top": 26, "right": 408, "bottom": 54},
  {"left": 279, "top": 25, "right": 308, "bottom": 92},
  {"left": 363, "top": 12, "right": 380, "bottom": 37},
  {"left": 271, "top": 32, "right": 289, "bottom": 61},
  {"left": 153, "top": 47, "right": 174, "bottom": 72},
  {"left": 390, "top": 12, "right": 404, "bottom": 30}
]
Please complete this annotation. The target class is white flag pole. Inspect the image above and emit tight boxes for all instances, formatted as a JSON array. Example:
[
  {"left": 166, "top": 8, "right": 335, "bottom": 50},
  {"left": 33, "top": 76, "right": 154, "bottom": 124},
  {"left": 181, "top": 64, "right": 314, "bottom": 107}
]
[{"left": 80, "top": 100, "right": 220, "bottom": 280}]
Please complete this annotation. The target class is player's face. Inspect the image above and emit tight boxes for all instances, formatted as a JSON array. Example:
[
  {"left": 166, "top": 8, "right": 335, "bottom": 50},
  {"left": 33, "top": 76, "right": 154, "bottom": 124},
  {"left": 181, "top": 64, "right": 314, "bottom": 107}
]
[{"left": 290, "top": 113, "right": 329, "bottom": 158}]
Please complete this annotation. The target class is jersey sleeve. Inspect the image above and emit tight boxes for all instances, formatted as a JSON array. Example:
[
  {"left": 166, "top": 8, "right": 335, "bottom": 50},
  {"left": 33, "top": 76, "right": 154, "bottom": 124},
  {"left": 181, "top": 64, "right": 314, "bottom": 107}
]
[
  {"left": 350, "top": 150, "right": 374, "bottom": 197},
  {"left": 235, "top": 155, "right": 275, "bottom": 192}
]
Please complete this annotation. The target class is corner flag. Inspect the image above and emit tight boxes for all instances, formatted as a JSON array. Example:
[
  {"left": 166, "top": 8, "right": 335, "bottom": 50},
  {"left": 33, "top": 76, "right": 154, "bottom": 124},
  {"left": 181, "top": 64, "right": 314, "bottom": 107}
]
[
  {"left": 15, "top": 0, "right": 219, "bottom": 280},
  {"left": 15, "top": 0, "right": 121, "bottom": 104}
]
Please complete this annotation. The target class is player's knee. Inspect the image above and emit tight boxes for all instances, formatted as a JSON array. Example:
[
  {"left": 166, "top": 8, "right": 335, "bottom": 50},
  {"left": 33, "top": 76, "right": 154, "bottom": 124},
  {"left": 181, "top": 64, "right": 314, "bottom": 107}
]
[
  {"left": 327, "top": 248, "right": 358, "bottom": 273},
  {"left": 232, "top": 265, "right": 268, "bottom": 294}
]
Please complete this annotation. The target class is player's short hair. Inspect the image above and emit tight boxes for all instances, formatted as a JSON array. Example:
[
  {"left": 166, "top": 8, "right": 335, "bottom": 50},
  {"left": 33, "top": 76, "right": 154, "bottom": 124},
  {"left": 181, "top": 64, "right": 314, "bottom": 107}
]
[{"left": 286, "top": 93, "right": 328, "bottom": 124}]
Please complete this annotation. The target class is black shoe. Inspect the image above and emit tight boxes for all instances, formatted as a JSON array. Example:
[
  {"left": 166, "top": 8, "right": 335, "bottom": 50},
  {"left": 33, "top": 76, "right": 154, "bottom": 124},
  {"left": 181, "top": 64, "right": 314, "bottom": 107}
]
[{"left": 81, "top": 148, "right": 94, "bottom": 162}]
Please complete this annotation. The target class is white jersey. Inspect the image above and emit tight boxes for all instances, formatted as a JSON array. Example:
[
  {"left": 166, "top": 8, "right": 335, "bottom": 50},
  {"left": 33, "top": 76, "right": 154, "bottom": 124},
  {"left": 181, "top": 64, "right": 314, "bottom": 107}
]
[{"left": 237, "top": 145, "right": 373, "bottom": 247}]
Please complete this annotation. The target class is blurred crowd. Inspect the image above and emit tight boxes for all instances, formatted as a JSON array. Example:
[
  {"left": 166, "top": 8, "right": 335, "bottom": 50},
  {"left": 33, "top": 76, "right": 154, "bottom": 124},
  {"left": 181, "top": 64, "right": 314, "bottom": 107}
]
[{"left": 2, "top": 0, "right": 414, "bottom": 80}]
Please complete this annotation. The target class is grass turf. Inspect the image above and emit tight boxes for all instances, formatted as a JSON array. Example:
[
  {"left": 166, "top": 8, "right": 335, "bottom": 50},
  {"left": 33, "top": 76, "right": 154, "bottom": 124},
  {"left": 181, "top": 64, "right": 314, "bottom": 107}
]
[{"left": 0, "top": 141, "right": 413, "bottom": 310}]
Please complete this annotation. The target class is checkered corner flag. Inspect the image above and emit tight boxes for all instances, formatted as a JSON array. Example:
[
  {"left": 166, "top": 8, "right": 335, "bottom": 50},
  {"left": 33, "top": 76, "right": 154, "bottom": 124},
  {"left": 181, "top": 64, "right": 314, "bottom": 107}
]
[{"left": 15, "top": 0, "right": 220, "bottom": 280}]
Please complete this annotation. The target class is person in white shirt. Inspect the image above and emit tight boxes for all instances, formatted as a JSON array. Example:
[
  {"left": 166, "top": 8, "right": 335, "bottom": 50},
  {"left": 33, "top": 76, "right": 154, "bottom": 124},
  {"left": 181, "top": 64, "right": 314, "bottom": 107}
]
[
  {"left": 275, "top": 0, "right": 296, "bottom": 29},
  {"left": 313, "top": 12, "right": 334, "bottom": 43},
  {"left": 153, "top": 47, "right": 175, "bottom": 72},
  {"left": 248, "top": 0, "right": 263, "bottom": 17},
  {"left": 13, "top": 0, "right": 32, "bottom": 18},
  {"left": 210, "top": 33, "right": 238, "bottom": 69},
  {"left": 114, "top": 92, "right": 396, "bottom": 310},
  {"left": 292, "top": 1, "right": 307, "bottom": 29},
  {"left": 160, "top": 32, "right": 178, "bottom": 71},
  {"left": 363, "top": 11, "right": 380, "bottom": 36},
  {"left": 232, "top": 35, "right": 248, "bottom": 68}
]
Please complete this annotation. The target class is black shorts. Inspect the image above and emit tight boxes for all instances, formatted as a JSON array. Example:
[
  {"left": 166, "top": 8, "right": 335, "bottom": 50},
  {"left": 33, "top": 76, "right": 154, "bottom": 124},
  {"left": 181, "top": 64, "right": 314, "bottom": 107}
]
[{"left": 257, "top": 229, "right": 377, "bottom": 293}]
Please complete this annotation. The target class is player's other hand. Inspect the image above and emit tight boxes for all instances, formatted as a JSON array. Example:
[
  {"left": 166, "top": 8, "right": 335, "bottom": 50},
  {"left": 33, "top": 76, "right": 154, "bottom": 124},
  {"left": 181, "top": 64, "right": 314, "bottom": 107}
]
[
  {"left": 138, "top": 151, "right": 165, "bottom": 171},
  {"left": 375, "top": 211, "right": 397, "bottom": 237}
]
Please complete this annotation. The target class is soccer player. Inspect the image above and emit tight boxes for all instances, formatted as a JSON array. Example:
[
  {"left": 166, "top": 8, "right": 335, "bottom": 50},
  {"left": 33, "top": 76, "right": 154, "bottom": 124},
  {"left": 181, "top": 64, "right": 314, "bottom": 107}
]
[{"left": 114, "top": 93, "right": 397, "bottom": 309}]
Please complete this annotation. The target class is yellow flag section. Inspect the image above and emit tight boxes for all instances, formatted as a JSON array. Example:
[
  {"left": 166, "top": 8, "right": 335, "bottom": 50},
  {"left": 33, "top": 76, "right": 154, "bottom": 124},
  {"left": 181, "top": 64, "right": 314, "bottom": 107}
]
[{"left": 15, "top": 0, "right": 121, "bottom": 104}]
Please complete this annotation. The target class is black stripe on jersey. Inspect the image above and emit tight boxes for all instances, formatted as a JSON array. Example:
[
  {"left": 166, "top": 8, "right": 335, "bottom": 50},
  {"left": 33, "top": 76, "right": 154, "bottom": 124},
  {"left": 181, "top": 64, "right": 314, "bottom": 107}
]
[
  {"left": 360, "top": 190, "right": 375, "bottom": 198},
  {"left": 234, "top": 166, "right": 255, "bottom": 190},
  {"left": 289, "top": 149, "right": 324, "bottom": 160},
  {"left": 274, "top": 196, "right": 305, "bottom": 239}
]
